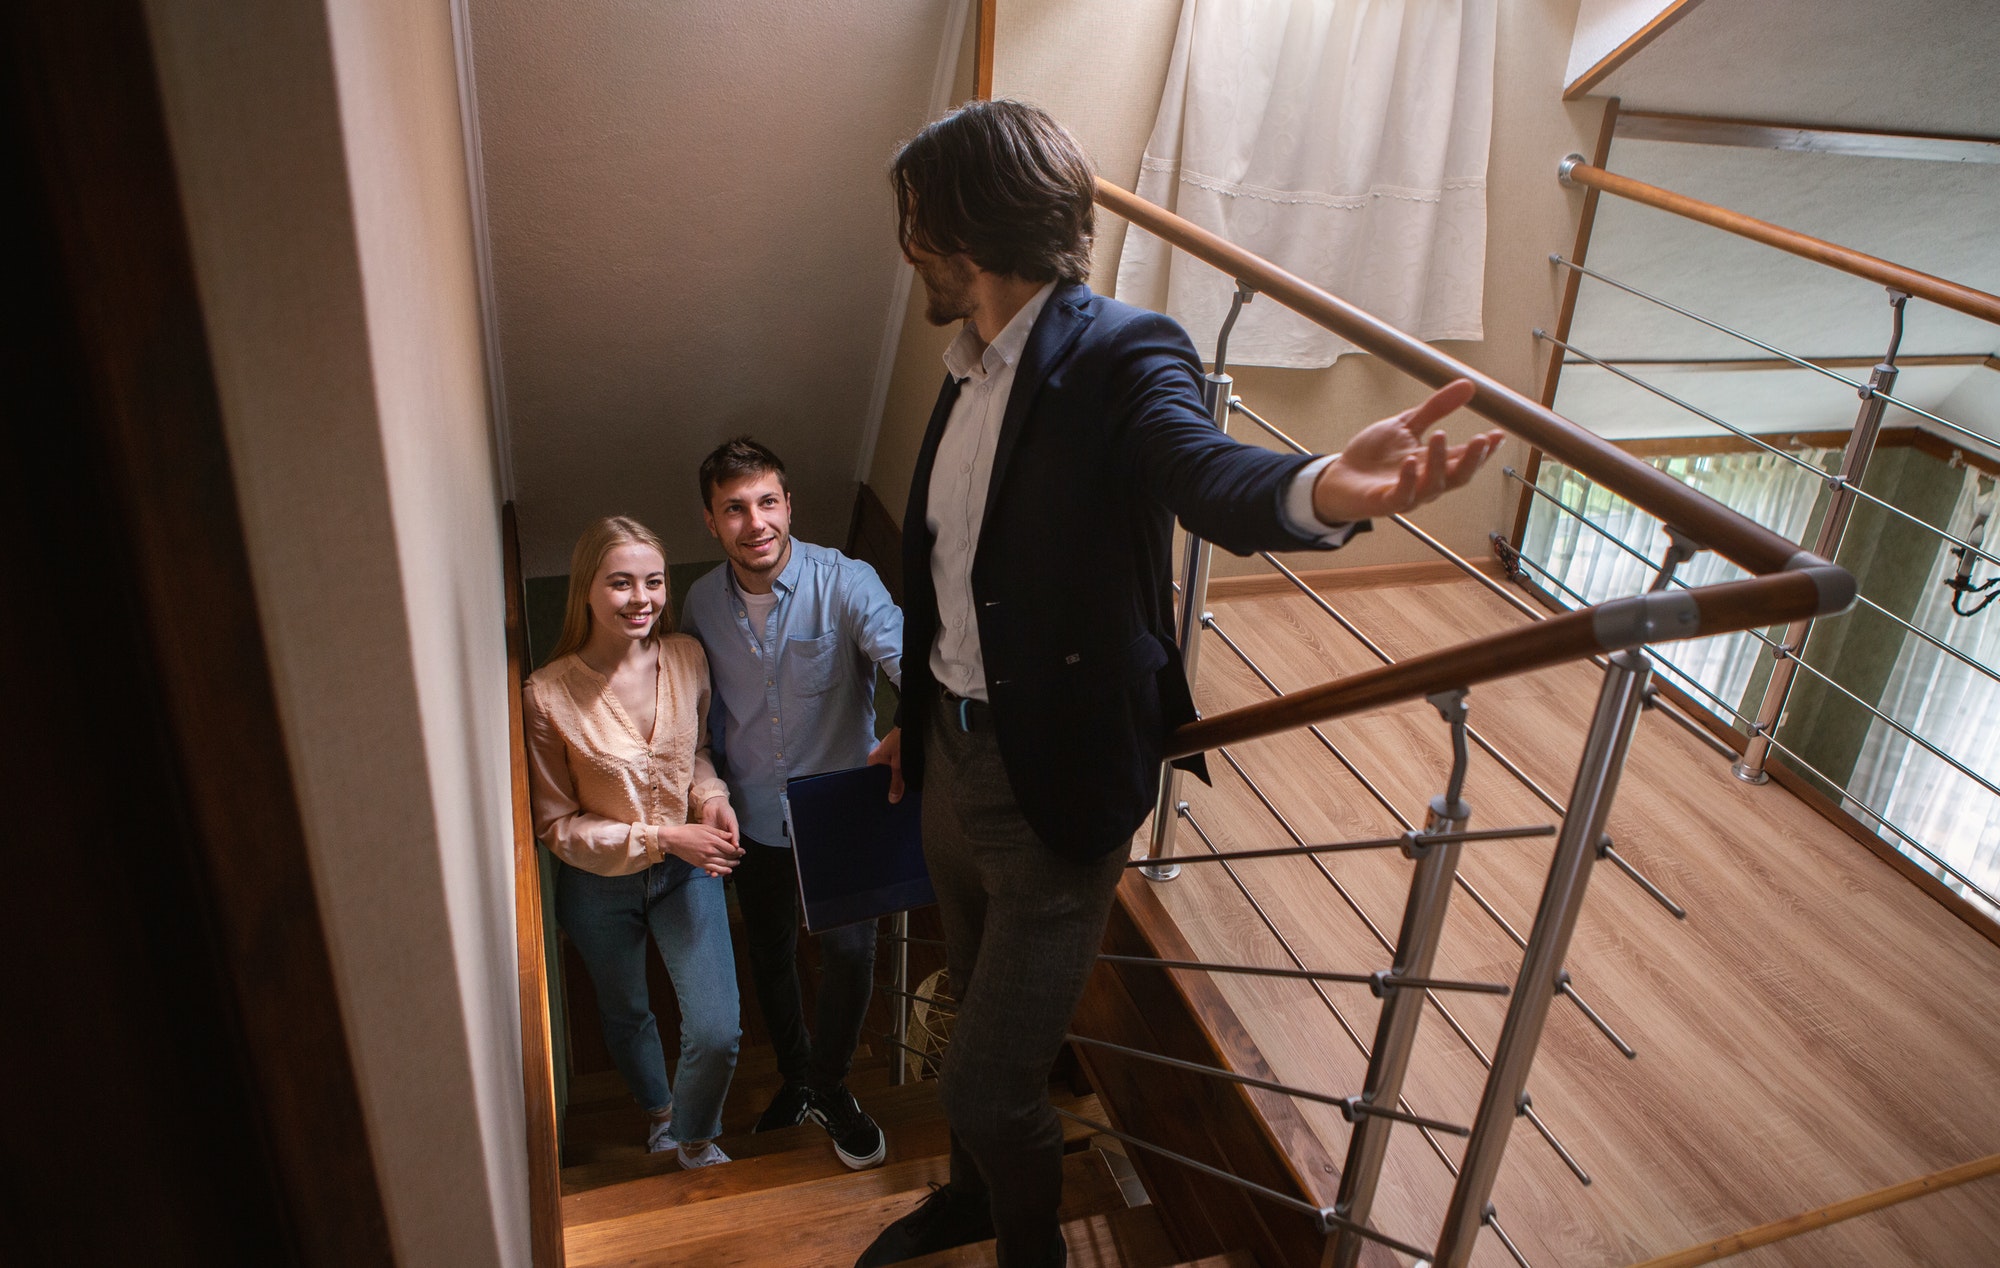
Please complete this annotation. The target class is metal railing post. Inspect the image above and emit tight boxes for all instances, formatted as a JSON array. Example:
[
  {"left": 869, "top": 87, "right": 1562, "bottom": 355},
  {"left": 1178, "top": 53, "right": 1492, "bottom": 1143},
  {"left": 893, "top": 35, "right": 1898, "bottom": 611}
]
[
  {"left": 890, "top": 910, "right": 910, "bottom": 1085},
  {"left": 1430, "top": 650, "right": 1653, "bottom": 1268},
  {"left": 1146, "top": 282, "right": 1254, "bottom": 881},
  {"left": 1734, "top": 289, "right": 1906, "bottom": 783},
  {"left": 1330, "top": 690, "right": 1473, "bottom": 1267}
]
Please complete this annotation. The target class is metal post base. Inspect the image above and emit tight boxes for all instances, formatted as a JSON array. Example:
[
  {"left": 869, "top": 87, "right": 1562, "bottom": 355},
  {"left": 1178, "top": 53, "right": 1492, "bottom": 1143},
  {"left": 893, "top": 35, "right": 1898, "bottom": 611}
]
[
  {"left": 1140, "top": 862, "right": 1182, "bottom": 882},
  {"left": 1729, "top": 760, "right": 1771, "bottom": 786}
]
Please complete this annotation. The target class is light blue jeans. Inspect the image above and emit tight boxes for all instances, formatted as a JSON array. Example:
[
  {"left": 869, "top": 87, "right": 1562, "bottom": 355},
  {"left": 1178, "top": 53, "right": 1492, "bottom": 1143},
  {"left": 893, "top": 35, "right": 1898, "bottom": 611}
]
[{"left": 556, "top": 857, "right": 740, "bottom": 1143}]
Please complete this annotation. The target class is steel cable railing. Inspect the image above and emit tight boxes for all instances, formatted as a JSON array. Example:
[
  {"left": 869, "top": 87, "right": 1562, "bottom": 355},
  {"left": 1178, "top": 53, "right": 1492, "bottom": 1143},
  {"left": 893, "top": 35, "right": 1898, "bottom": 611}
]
[
  {"left": 1549, "top": 252, "right": 2000, "bottom": 460},
  {"left": 1535, "top": 327, "right": 2000, "bottom": 571},
  {"left": 1039, "top": 175, "right": 1866, "bottom": 1268},
  {"left": 1234, "top": 396, "right": 1733, "bottom": 766},
  {"left": 1201, "top": 624, "right": 1604, "bottom": 1185},
  {"left": 1507, "top": 451, "right": 2000, "bottom": 910}
]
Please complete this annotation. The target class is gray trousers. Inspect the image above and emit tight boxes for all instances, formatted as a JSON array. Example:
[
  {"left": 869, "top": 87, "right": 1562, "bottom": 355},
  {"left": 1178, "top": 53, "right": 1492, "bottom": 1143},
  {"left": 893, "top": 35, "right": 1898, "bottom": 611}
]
[{"left": 922, "top": 696, "right": 1130, "bottom": 1267}]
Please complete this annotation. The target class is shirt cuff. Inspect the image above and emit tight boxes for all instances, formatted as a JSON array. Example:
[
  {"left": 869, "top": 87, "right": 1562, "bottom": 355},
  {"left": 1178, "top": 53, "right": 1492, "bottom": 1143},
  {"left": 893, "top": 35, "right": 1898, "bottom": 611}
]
[
  {"left": 689, "top": 778, "right": 730, "bottom": 816},
  {"left": 628, "top": 822, "right": 658, "bottom": 865},
  {"left": 1283, "top": 455, "right": 1365, "bottom": 547}
]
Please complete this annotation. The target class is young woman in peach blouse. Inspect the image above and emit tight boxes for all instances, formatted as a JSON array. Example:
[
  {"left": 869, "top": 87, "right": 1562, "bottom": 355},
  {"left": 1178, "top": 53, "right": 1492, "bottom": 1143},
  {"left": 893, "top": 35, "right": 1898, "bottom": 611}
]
[{"left": 523, "top": 516, "right": 745, "bottom": 1168}]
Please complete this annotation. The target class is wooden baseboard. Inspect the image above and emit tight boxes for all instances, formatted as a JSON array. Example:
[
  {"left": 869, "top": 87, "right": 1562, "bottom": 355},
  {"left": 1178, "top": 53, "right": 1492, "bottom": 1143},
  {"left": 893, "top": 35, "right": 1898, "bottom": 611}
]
[{"left": 1209, "top": 557, "right": 1501, "bottom": 600}]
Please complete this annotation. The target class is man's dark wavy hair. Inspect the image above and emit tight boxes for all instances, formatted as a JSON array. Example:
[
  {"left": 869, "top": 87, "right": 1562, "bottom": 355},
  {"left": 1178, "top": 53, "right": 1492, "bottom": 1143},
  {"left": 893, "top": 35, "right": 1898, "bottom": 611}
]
[
  {"left": 891, "top": 99, "right": 1094, "bottom": 285},
  {"left": 698, "top": 435, "right": 787, "bottom": 509}
]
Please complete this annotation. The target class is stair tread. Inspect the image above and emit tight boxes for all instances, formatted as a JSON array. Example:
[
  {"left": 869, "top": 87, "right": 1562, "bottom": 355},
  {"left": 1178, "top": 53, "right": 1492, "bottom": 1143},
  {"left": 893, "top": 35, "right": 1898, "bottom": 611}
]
[
  {"left": 562, "top": 1058, "right": 893, "bottom": 1168},
  {"left": 564, "top": 1083, "right": 1103, "bottom": 1215},
  {"left": 564, "top": 1144, "right": 1126, "bottom": 1268},
  {"left": 899, "top": 1205, "right": 1180, "bottom": 1268}
]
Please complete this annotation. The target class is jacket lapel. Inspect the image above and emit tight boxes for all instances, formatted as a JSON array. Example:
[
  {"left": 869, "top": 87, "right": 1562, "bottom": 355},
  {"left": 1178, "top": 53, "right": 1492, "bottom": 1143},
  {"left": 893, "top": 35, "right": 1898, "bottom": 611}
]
[
  {"left": 904, "top": 373, "right": 962, "bottom": 544},
  {"left": 979, "top": 282, "right": 1093, "bottom": 531}
]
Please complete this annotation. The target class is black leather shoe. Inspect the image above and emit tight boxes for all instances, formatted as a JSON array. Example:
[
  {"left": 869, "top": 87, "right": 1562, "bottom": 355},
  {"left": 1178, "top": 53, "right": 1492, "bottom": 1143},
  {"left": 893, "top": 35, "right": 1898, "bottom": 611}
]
[{"left": 852, "top": 1183, "right": 994, "bottom": 1266}]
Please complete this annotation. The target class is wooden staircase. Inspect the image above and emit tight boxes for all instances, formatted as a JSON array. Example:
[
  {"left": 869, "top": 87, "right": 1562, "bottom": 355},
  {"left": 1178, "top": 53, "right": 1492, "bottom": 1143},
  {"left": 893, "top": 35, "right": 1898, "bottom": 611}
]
[{"left": 557, "top": 1037, "right": 1258, "bottom": 1267}]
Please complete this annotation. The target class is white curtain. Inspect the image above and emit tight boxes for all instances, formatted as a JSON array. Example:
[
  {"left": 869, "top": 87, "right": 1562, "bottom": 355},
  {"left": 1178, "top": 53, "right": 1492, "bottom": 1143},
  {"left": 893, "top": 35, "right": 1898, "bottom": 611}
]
[
  {"left": 1114, "top": 0, "right": 1497, "bottom": 369},
  {"left": 1519, "top": 450, "right": 1834, "bottom": 720},
  {"left": 1846, "top": 468, "right": 2000, "bottom": 909}
]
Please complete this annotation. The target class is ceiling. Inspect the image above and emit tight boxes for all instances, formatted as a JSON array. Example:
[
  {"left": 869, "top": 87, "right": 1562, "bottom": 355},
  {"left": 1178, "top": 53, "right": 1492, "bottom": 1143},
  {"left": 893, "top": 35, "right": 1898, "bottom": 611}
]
[
  {"left": 1560, "top": 0, "right": 2000, "bottom": 450},
  {"left": 469, "top": 0, "right": 960, "bottom": 575}
]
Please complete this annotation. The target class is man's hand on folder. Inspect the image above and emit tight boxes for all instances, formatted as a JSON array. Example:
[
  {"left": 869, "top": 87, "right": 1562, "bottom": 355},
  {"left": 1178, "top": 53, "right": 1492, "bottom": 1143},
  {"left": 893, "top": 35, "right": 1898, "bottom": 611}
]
[{"left": 867, "top": 727, "right": 904, "bottom": 804}]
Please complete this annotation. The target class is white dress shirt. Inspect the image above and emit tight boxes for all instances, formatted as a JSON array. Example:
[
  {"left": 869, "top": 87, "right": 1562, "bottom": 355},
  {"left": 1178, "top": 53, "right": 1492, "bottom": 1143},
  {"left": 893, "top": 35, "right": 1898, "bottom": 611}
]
[{"left": 926, "top": 283, "right": 1357, "bottom": 702}]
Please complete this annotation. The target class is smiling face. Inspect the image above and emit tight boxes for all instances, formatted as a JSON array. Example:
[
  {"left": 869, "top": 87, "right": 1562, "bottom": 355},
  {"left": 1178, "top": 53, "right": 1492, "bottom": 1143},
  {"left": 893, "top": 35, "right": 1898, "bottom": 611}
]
[
  {"left": 587, "top": 542, "right": 669, "bottom": 646},
  {"left": 704, "top": 470, "right": 794, "bottom": 593}
]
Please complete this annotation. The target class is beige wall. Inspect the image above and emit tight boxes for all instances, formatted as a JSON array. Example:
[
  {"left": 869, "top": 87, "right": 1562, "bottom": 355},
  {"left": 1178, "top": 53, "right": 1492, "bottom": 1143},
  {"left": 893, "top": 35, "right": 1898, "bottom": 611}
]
[
  {"left": 869, "top": 0, "right": 1607, "bottom": 581},
  {"left": 143, "top": 1, "right": 526, "bottom": 1262}
]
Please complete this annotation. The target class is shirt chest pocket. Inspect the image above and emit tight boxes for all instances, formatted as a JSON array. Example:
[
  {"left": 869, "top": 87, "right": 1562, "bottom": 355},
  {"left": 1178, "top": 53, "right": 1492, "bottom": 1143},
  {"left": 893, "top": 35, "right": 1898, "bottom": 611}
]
[{"left": 783, "top": 629, "right": 843, "bottom": 696}]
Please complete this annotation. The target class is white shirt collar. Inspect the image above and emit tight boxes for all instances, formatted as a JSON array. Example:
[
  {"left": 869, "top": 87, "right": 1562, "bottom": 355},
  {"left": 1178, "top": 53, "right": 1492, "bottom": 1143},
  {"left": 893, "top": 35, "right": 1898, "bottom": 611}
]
[{"left": 941, "top": 281, "right": 1059, "bottom": 384}]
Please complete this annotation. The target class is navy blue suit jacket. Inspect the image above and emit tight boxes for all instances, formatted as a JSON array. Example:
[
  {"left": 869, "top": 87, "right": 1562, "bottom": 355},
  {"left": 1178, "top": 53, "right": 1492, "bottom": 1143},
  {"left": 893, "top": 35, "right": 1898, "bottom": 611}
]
[{"left": 899, "top": 282, "right": 1357, "bottom": 859}]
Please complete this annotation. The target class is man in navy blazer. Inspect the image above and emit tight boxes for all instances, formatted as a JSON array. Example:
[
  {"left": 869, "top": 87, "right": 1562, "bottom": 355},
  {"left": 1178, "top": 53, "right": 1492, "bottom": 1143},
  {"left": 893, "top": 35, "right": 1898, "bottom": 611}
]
[{"left": 858, "top": 101, "right": 1501, "bottom": 1268}]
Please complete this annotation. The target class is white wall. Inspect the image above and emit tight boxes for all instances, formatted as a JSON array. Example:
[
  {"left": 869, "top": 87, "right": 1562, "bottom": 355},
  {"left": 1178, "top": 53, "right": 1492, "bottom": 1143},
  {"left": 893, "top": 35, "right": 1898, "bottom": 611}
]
[
  {"left": 142, "top": 0, "right": 527, "bottom": 1262},
  {"left": 870, "top": 0, "right": 1607, "bottom": 577}
]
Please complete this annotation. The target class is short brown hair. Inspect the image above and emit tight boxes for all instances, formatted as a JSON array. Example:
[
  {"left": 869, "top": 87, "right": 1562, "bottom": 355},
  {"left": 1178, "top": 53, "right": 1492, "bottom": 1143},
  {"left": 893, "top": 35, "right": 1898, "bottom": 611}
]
[
  {"left": 891, "top": 99, "right": 1094, "bottom": 285},
  {"left": 698, "top": 436, "right": 788, "bottom": 509}
]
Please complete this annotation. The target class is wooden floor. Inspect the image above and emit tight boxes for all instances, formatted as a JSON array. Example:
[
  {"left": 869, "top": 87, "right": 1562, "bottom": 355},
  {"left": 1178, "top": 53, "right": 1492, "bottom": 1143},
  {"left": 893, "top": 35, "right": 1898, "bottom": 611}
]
[{"left": 1148, "top": 577, "right": 2000, "bottom": 1267}]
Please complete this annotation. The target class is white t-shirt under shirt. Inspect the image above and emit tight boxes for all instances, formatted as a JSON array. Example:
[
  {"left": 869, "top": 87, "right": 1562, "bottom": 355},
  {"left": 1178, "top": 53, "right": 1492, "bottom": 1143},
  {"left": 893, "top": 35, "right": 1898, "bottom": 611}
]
[{"left": 740, "top": 586, "right": 781, "bottom": 647}]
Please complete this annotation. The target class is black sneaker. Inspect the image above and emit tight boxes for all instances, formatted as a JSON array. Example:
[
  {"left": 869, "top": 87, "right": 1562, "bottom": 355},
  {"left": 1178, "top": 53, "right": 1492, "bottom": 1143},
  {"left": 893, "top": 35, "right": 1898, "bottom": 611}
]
[
  {"left": 853, "top": 1183, "right": 993, "bottom": 1266},
  {"left": 805, "top": 1082, "right": 887, "bottom": 1170},
  {"left": 754, "top": 1081, "right": 811, "bottom": 1132}
]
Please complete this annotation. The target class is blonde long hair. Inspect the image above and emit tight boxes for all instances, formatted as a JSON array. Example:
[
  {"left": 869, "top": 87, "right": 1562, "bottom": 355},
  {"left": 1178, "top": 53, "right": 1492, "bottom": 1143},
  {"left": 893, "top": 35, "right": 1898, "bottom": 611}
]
[{"left": 547, "top": 515, "right": 672, "bottom": 662}]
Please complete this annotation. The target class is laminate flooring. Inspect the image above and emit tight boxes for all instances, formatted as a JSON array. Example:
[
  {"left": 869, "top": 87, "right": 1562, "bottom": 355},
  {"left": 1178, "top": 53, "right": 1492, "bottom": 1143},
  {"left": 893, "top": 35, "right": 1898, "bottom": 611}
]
[{"left": 1143, "top": 577, "right": 2000, "bottom": 1267}]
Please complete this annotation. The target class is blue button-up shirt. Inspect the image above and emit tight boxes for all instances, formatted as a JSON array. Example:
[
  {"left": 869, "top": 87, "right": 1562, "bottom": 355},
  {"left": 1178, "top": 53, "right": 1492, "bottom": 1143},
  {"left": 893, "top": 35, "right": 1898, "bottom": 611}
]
[{"left": 681, "top": 539, "right": 903, "bottom": 847}]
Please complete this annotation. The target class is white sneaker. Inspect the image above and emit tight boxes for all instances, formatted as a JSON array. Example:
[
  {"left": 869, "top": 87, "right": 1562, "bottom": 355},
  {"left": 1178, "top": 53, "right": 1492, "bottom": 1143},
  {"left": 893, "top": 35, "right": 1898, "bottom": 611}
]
[
  {"left": 677, "top": 1139, "right": 730, "bottom": 1169},
  {"left": 645, "top": 1117, "right": 675, "bottom": 1153}
]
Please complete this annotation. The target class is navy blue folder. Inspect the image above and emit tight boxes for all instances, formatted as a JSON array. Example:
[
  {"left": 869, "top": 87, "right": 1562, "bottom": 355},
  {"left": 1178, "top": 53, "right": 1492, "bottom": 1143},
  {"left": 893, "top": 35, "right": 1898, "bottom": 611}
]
[{"left": 782, "top": 764, "right": 932, "bottom": 932}]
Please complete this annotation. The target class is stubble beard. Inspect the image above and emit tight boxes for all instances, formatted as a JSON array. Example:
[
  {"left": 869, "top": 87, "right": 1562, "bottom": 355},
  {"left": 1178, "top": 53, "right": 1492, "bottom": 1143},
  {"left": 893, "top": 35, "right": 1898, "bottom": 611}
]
[{"left": 919, "top": 256, "right": 975, "bottom": 327}]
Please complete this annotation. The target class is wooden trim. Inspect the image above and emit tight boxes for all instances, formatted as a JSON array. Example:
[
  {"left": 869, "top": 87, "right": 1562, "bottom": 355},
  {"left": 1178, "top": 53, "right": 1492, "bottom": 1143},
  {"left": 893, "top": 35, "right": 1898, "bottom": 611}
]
[
  {"left": 1907, "top": 427, "right": 2000, "bottom": 478},
  {"left": 1562, "top": 161, "right": 2000, "bottom": 326},
  {"left": 7, "top": 0, "right": 394, "bottom": 1254},
  {"left": 1517, "top": 95, "right": 1622, "bottom": 551},
  {"left": 1625, "top": 1151, "right": 2000, "bottom": 1268},
  {"left": 1609, "top": 429, "right": 1860, "bottom": 457},
  {"left": 506, "top": 503, "right": 566, "bottom": 1267},
  {"left": 974, "top": 0, "right": 995, "bottom": 99},
  {"left": 1094, "top": 176, "right": 1813, "bottom": 578},
  {"left": 1563, "top": 0, "right": 1707, "bottom": 101},
  {"left": 1763, "top": 758, "right": 2000, "bottom": 951},
  {"left": 1615, "top": 110, "right": 2000, "bottom": 165},
  {"left": 1209, "top": 558, "right": 1499, "bottom": 600}
]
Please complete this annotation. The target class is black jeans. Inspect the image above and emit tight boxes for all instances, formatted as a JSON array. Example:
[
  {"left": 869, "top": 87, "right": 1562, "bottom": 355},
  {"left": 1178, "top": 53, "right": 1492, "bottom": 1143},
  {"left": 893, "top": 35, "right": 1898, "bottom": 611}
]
[
  {"left": 732, "top": 834, "right": 879, "bottom": 1090},
  {"left": 922, "top": 696, "right": 1130, "bottom": 1268}
]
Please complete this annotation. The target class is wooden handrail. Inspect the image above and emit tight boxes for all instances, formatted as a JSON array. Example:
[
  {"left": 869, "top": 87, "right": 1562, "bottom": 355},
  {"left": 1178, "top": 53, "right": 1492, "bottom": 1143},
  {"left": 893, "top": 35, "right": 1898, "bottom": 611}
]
[
  {"left": 1166, "top": 573, "right": 1827, "bottom": 760},
  {"left": 1093, "top": 177, "right": 1854, "bottom": 759},
  {"left": 1561, "top": 159, "right": 2000, "bottom": 327},
  {"left": 505, "top": 502, "right": 566, "bottom": 1267},
  {"left": 1624, "top": 1150, "right": 2000, "bottom": 1268},
  {"left": 1095, "top": 177, "right": 1810, "bottom": 578}
]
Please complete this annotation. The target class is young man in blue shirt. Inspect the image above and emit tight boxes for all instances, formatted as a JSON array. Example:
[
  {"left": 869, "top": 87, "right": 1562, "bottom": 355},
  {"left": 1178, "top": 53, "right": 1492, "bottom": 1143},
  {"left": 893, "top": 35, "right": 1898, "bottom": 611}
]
[{"left": 681, "top": 437, "right": 904, "bottom": 1170}]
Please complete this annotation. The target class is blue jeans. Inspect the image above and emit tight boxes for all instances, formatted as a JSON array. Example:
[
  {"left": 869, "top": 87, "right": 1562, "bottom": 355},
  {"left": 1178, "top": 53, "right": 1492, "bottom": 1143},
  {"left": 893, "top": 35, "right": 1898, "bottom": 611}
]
[{"left": 556, "top": 858, "right": 741, "bottom": 1143}]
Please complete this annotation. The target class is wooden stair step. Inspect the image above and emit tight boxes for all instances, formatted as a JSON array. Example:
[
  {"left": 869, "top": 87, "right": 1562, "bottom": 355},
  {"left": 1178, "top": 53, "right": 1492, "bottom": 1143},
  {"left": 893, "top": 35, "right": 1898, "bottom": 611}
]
[
  {"left": 563, "top": 1145, "right": 1126, "bottom": 1268},
  {"left": 1171, "top": 1254, "right": 1257, "bottom": 1268},
  {"left": 900, "top": 1204, "right": 1180, "bottom": 1268},
  {"left": 562, "top": 1057, "right": 892, "bottom": 1168},
  {"left": 564, "top": 1080, "right": 1102, "bottom": 1210}
]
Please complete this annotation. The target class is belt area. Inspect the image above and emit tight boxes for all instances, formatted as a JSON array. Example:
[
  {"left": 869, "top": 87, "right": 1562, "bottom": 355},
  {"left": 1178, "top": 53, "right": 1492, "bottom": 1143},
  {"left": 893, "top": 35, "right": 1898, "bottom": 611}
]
[{"left": 939, "top": 688, "right": 994, "bottom": 733}]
